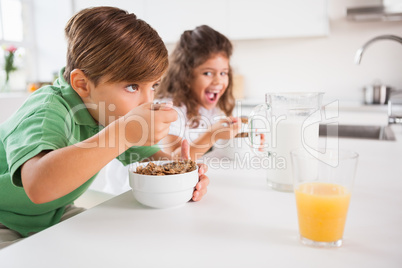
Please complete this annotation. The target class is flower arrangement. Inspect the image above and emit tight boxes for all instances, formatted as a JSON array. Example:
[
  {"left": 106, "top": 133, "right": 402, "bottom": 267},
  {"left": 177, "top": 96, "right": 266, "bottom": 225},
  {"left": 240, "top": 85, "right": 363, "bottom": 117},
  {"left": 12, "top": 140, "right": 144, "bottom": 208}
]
[{"left": 3, "top": 45, "right": 18, "bottom": 85}]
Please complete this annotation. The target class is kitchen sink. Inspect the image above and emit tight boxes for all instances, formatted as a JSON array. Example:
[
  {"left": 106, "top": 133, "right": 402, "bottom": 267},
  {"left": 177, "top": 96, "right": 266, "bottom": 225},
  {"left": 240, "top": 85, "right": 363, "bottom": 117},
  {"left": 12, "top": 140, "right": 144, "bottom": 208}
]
[{"left": 319, "top": 124, "right": 396, "bottom": 141}]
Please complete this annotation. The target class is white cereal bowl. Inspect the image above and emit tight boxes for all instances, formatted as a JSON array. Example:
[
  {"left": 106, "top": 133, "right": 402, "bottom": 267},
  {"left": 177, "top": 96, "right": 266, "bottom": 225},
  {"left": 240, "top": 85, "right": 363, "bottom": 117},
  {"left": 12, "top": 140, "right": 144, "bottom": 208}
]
[{"left": 128, "top": 161, "right": 198, "bottom": 209}]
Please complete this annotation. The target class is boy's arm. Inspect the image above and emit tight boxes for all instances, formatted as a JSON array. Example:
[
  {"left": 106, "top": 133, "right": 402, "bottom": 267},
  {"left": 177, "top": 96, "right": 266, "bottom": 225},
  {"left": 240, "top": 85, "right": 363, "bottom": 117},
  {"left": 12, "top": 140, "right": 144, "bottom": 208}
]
[
  {"left": 21, "top": 103, "right": 177, "bottom": 204},
  {"left": 21, "top": 125, "right": 122, "bottom": 204}
]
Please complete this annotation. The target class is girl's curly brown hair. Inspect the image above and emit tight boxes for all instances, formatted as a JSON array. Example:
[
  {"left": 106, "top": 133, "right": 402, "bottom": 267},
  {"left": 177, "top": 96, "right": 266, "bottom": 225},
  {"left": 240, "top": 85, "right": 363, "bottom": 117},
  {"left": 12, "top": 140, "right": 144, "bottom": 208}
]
[{"left": 156, "top": 25, "right": 235, "bottom": 127}]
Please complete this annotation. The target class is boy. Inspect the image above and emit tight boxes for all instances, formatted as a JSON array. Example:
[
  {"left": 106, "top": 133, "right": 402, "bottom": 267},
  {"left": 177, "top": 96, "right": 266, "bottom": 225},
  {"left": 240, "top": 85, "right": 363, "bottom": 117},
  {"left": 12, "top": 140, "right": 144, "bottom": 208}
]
[{"left": 0, "top": 6, "right": 209, "bottom": 249}]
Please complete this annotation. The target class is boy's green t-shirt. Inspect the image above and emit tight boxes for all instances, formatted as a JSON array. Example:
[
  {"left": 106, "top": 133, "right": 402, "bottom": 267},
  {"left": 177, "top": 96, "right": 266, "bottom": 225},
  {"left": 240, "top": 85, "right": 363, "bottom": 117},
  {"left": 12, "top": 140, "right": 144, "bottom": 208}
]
[{"left": 0, "top": 69, "right": 160, "bottom": 237}]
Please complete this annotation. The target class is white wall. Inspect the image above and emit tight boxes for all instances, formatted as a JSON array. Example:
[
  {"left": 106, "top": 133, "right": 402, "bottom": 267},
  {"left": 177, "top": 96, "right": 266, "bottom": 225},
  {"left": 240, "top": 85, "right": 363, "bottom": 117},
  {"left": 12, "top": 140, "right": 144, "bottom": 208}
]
[
  {"left": 33, "top": 0, "right": 402, "bottom": 104},
  {"left": 33, "top": 0, "right": 72, "bottom": 82}
]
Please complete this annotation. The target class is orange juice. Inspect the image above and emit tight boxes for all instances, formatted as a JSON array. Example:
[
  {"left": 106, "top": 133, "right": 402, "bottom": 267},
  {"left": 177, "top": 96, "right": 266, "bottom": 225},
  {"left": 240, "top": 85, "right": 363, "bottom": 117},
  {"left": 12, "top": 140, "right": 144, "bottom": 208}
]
[{"left": 295, "top": 182, "right": 351, "bottom": 242}]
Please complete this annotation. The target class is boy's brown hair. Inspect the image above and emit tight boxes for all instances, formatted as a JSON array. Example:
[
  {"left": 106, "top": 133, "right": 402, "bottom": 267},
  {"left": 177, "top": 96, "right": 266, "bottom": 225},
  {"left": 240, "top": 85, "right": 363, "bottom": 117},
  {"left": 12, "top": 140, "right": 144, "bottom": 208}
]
[
  {"left": 63, "top": 6, "right": 168, "bottom": 86},
  {"left": 156, "top": 25, "right": 235, "bottom": 127}
]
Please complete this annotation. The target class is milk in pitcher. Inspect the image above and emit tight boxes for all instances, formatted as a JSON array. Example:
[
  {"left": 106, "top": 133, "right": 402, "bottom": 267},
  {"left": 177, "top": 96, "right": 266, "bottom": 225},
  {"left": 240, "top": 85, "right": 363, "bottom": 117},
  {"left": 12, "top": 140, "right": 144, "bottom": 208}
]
[
  {"left": 266, "top": 118, "right": 319, "bottom": 192},
  {"left": 249, "top": 92, "right": 324, "bottom": 192}
]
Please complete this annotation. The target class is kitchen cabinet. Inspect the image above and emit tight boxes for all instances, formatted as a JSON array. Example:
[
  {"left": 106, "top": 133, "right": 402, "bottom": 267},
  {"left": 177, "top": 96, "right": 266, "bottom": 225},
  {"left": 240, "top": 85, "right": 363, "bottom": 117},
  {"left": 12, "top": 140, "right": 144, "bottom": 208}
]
[
  {"left": 73, "top": 0, "right": 328, "bottom": 43},
  {"left": 227, "top": 0, "right": 328, "bottom": 40},
  {"left": 143, "top": 0, "right": 228, "bottom": 43}
]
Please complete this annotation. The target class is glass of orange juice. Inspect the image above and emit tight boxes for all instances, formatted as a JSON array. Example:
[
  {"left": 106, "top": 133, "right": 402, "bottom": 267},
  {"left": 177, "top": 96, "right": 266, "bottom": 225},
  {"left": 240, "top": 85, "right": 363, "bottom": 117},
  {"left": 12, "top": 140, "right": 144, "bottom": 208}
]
[{"left": 290, "top": 149, "right": 358, "bottom": 247}]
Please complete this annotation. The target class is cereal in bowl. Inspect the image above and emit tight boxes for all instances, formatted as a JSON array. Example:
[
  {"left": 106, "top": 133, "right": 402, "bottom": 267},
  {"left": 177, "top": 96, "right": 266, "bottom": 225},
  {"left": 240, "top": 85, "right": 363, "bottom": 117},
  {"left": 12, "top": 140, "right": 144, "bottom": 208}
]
[{"left": 135, "top": 160, "right": 197, "bottom": 176}]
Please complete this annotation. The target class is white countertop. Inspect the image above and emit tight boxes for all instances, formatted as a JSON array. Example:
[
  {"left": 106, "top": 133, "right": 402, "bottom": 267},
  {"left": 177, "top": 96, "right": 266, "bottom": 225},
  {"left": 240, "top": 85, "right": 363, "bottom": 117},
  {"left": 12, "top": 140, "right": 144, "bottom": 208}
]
[
  {"left": 1, "top": 125, "right": 401, "bottom": 267},
  {"left": 234, "top": 99, "right": 391, "bottom": 127}
]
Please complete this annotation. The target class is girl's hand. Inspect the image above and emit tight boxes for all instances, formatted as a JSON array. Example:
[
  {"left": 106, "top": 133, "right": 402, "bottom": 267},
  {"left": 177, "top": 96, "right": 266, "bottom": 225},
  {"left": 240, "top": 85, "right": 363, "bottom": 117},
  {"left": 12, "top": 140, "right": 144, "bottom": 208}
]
[
  {"left": 181, "top": 139, "right": 209, "bottom": 201},
  {"left": 211, "top": 116, "right": 242, "bottom": 141},
  {"left": 258, "top": 133, "right": 266, "bottom": 152}
]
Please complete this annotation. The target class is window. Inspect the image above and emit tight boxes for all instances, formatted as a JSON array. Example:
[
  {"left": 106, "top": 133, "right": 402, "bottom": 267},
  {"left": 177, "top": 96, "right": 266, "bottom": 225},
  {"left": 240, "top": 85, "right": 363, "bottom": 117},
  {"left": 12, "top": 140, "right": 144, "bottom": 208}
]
[
  {"left": 0, "top": 0, "right": 24, "bottom": 41},
  {"left": 0, "top": 0, "right": 33, "bottom": 92}
]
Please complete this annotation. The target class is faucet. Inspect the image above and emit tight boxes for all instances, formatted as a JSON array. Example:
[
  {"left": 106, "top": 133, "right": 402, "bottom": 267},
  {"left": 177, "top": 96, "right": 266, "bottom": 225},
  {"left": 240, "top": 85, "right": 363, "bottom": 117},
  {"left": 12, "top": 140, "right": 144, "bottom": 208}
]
[
  {"left": 355, "top": 35, "right": 402, "bottom": 124},
  {"left": 388, "top": 94, "right": 402, "bottom": 125},
  {"left": 354, "top": 35, "right": 402, "bottom": 64}
]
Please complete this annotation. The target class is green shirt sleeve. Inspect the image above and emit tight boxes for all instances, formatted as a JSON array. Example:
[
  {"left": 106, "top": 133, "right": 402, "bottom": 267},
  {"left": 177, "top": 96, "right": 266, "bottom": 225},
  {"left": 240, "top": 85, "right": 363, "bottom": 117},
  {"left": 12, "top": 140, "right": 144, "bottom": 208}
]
[
  {"left": 2, "top": 101, "right": 71, "bottom": 187},
  {"left": 116, "top": 145, "right": 161, "bottom": 166}
]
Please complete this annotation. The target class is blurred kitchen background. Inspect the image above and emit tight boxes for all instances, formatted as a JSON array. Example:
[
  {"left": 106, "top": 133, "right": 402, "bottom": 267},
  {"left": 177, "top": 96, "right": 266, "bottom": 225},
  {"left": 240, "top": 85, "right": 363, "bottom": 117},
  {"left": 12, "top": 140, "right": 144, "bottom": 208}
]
[
  {"left": 1, "top": 0, "right": 401, "bottom": 205},
  {"left": 1, "top": 0, "right": 402, "bottom": 121}
]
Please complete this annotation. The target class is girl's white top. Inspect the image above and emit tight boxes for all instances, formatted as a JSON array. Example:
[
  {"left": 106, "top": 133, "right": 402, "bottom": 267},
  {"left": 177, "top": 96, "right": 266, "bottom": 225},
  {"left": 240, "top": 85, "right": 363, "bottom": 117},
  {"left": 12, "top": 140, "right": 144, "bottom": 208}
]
[{"left": 160, "top": 98, "right": 225, "bottom": 143}]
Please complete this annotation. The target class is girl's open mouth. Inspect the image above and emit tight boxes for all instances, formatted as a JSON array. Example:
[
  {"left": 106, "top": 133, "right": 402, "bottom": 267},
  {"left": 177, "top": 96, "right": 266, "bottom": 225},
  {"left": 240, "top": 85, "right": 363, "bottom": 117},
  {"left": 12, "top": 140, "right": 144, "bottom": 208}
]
[{"left": 205, "top": 91, "right": 219, "bottom": 103}]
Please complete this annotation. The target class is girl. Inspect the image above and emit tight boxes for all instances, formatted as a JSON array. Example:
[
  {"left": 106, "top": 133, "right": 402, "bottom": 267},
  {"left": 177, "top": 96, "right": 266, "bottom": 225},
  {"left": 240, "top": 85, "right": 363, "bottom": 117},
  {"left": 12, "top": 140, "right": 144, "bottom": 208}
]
[{"left": 157, "top": 25, "right": 241, "bottom": 160}]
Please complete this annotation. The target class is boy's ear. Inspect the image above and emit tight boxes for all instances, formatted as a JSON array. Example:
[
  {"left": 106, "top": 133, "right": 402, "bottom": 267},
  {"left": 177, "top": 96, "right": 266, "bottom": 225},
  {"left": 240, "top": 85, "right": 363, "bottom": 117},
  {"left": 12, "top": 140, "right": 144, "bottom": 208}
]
[{"left": 70, "top": 69, "right": 91, "bottom": 98}]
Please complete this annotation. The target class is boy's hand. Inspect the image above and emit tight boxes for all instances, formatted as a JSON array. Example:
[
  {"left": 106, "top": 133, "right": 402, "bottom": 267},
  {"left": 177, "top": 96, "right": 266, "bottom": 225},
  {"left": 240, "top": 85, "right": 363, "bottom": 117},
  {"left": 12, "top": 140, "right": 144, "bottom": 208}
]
[
  {"left": 121, "top": 102, "right": 178, "bottom": 147},
  {"left": 181, "top": 140, "right": 209, "bottom": 202},
  {"left": 211, "top": 116, "right": 242, "bottom": 141}
]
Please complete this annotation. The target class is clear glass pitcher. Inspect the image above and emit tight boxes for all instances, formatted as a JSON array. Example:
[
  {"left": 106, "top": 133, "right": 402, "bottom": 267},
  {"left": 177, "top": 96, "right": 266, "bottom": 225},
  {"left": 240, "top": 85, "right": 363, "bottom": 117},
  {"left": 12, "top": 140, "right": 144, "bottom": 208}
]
[{"left": 248, "top": 92, "right": 324, "bottom": 192}]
